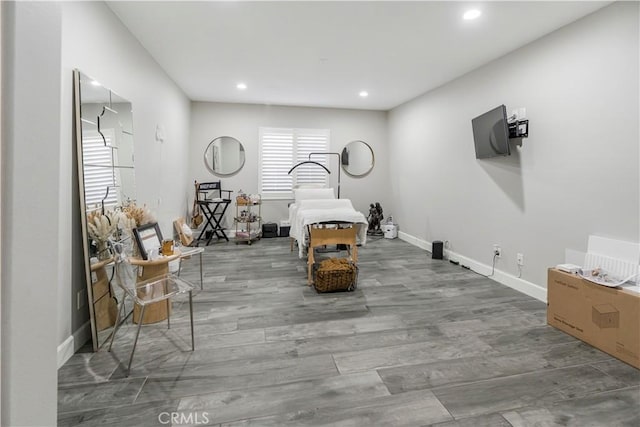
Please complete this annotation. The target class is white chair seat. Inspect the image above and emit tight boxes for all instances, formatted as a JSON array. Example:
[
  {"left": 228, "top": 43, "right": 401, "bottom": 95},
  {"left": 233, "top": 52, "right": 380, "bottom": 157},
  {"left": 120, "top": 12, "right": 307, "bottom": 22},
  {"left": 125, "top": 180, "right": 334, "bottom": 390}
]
[{"left": 127, "top": 274, "right": 195, "bottom": 305}]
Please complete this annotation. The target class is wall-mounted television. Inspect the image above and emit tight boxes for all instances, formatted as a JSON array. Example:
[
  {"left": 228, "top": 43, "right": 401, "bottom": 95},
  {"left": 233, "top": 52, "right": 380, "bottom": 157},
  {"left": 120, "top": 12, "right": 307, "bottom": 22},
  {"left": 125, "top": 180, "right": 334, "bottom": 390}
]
[{"left": 471, "top": 105, "right": 511, "bottom": 159}]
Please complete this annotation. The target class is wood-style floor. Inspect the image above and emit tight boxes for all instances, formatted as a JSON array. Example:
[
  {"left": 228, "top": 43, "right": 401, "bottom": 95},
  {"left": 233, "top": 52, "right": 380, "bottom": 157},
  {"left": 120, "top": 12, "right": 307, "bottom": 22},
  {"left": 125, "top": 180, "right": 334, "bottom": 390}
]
[{"left": 58, "top": 237, "right": 640, "bottom": 426}]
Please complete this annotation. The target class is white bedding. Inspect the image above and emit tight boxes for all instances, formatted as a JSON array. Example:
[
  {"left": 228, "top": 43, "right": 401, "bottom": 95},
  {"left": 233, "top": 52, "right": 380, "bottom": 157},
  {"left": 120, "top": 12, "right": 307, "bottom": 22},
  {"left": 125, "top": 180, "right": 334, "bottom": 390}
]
[
  {"left": 287, "top": 188, "right": 337, "bottom": 235},
  {"left": 290, "top": 199, "right": 367, "bottom": 258}
]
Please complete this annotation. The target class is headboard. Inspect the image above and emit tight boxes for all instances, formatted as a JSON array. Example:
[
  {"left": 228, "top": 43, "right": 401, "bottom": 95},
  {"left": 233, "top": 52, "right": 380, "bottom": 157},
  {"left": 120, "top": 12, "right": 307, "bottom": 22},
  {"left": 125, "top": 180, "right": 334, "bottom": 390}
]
[{"left": 293, "top": 188, "right": 335, "bottom": 203}]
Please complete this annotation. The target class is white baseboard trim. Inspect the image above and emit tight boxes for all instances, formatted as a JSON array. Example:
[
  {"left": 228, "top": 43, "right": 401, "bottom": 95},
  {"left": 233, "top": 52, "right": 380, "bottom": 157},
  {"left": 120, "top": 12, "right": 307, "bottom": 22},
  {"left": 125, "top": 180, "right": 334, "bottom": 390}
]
[
  {"left": 57, "top": 336, "right": 74, "bottom": 369},
  {"left": 57, "top": 321, "right": 92, "bottom": 369},
  {"left": 398, "top": 231, "right": 547, "bottom": 303}
]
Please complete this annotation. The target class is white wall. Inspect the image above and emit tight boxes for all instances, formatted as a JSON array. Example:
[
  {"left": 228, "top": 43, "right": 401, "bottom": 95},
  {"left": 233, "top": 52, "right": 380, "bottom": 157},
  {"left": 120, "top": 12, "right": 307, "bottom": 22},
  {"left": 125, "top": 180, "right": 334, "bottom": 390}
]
[
  {"left": 189, "top": 102, "right": 389, "bottom": 225},
  {"left": 1, "top": 3, "right": 61, "bottom": 425},
  {"left": 388, "top": 2, "right": 639, "bottom": 296}
]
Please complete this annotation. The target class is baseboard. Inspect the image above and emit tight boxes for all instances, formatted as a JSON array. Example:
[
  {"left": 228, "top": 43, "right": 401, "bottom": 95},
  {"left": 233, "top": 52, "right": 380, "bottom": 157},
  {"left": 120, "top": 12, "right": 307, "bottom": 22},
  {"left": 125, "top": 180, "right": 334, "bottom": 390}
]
[
  {"left": 398, "top": 232, "right": 547, "bottom": 303},
  {"left": 398, "top": 231, "right": 432, "bottom": 251},
  {"left": 57, "top": 321, "right": 92, "bottom": 369},
  {"left": 57, "top": 336, "right": 74, "bottom": 369}
]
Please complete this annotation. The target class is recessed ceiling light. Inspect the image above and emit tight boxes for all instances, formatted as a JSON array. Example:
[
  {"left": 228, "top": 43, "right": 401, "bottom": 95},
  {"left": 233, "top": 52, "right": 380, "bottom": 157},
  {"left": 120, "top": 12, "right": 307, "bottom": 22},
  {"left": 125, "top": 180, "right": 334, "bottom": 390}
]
[
  {"left": 463, "top": 9, "right": 481, "bottom": 20},
  {"left": 359, "top": 91, "right": 369, "bottom": 98},
  {"left": 236, "top": 83, "right": 247, "bottom": 90},
  {"left": 91, "top": 80, "right": 101, "bottom": 87}
]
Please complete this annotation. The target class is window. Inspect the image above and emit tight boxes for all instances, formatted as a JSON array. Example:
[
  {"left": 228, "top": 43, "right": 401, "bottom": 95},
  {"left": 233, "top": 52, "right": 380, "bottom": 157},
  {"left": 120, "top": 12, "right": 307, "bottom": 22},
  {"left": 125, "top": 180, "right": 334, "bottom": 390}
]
[
  {"left": 82, "top": 130, "right": 119, "bottom": 209},
  {"left": 259, "top": 127, "right": 330, "bottom": 199}
]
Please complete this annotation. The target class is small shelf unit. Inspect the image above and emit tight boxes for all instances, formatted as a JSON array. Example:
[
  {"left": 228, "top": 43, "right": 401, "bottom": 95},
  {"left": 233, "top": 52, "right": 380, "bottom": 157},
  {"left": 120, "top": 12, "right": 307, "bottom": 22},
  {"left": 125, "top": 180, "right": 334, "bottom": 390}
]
[{"left": 234, "top": 194, "right": 262, "bottom": 245}]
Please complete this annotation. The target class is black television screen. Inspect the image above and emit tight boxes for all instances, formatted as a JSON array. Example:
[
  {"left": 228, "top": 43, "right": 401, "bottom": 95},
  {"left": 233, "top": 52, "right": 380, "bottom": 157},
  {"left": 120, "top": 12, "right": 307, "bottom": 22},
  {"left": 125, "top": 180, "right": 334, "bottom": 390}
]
[{"left": 471, "top": 105, "right": 511, "bottom": 159}]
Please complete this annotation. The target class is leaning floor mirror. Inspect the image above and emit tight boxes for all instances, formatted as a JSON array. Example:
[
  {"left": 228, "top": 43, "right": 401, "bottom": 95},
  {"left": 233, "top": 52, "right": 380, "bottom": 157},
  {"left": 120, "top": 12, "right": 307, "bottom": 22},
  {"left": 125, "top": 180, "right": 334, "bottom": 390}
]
[{"left": 73, "top": 69, "right": 137, "bottom": 351}]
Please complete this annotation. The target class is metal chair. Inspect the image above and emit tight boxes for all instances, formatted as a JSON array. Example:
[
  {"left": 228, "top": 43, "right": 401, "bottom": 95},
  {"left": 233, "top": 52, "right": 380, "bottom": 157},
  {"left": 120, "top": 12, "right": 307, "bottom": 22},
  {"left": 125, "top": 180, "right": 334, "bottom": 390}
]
[
  {"left": 174, "top": 217, "right": 205, "bottom": 289},
  {"left": 177, "top": 246, "right": 205, "bottom": 290},
  {"left": 108, "top": 243, "right": 195, "bottom": 376}
]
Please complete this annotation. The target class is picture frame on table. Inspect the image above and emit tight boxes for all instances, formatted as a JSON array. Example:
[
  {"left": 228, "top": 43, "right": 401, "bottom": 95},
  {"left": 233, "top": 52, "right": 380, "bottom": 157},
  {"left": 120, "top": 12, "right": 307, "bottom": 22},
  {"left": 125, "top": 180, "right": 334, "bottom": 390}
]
[{"left": 133, "top": 222, "right": 164, "bottom": 260}]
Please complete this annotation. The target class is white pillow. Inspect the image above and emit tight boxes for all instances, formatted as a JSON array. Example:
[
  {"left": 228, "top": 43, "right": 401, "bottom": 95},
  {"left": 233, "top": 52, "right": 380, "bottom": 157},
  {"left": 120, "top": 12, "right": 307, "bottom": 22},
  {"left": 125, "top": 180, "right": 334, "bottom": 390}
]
[
  {"left": 294, "top": 188, "right": 335, "bottom": 202},
  {"left": 181, "top": 223, "right": 193, "bottom": 237}
]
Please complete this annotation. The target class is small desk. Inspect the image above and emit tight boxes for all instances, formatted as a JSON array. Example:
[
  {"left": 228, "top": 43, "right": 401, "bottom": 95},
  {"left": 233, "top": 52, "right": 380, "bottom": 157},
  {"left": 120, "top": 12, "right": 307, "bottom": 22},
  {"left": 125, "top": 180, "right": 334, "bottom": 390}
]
[
  {"left": 129, "top": 251, "right": 181, "bottom": 324},
  {"left": 196, "top": 199, "right": 231, "bottom": 244}
]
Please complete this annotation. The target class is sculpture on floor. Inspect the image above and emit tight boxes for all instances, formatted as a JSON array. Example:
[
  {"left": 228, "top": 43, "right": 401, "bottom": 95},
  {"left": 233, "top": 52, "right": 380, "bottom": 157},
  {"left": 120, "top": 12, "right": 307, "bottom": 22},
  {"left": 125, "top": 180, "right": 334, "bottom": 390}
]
[{"left": 367, "top": 202, "right": 384, "bottom": 235}]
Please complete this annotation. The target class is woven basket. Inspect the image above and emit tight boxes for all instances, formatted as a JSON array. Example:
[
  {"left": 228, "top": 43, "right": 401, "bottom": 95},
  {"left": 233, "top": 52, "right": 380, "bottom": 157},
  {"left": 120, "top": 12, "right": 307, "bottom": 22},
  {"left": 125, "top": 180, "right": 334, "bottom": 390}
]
[{"left": 313, "top": 258, "right": 358, "bottom": 293}]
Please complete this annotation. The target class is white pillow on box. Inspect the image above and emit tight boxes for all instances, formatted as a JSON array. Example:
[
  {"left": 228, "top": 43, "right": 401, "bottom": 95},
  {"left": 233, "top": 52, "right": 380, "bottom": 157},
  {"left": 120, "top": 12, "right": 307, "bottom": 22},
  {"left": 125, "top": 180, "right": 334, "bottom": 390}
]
[
  {"left": 181, "top": 223, "right": 193, "bottom": 237},
  {"left": 294, "top": 188, "right": 335, "bottom": 202}
]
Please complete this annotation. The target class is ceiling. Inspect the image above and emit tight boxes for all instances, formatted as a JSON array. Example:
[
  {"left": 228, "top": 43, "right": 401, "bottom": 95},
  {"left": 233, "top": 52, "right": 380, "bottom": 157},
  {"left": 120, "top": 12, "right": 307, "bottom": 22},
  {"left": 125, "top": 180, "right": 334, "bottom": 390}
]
[{"left": 108, "top": 1, "right": 610, "bottom": 111}]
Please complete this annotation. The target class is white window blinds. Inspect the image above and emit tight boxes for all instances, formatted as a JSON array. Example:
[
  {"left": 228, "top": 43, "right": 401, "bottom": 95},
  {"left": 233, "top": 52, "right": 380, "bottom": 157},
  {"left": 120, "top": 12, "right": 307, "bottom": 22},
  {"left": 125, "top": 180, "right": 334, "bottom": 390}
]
[
  {"left": 82, "top": 130, "right": 118, "bottom": 209},
  {"left": 259, "top": 127, "right": 330, "bottom": 199}
]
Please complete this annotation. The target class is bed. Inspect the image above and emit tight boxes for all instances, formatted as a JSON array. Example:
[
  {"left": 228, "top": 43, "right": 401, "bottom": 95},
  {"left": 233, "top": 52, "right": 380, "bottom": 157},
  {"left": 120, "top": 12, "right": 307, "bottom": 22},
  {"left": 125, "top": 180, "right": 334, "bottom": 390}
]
[{"left": 288, "top": 188, "right": 368, "bottom": 284}]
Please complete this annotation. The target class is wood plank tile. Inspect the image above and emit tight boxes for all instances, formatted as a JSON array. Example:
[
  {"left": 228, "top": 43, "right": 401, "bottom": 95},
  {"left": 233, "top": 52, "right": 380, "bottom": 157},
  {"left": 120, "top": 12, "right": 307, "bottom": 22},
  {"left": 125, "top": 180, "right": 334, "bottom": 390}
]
[
  {"left": 221, "top": 389, "right": 452, "bottom": 426},
  {"left": 135, "top": 354, "right": 338, "bottom": 403},
  {"left": 57, "top": 399, "right": 179, "bottom": 426},
  {"left": 176, "top": 371, "right": 390, "bottom": 425},
  {"left": 432, "top": 365, "right": 628, "bottom": 419},
  {"left": 430, "top": 413, "right": 513, "bottom": 427},
  {"left": 333, "top": 336, "right": 494, "bottom": 374},
  {"left": 265, "top": 314, "right": 405, "bottom": 341},
  {"left": 58, "top": 377, "right": 147, "bottom": 413},
  {"left": 501, "top": 386, "right": 640, "bottom": 426}
]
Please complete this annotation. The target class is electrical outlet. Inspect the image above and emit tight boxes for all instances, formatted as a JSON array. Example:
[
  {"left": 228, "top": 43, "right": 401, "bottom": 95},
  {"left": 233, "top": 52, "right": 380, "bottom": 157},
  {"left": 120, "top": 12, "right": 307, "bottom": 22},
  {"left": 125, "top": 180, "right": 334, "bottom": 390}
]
[
  {"left": 493, "top": 244, "right": 501, "bottom": 257},
  {"left": 517, "top": 253, "right": 524, "bottom": 266}
]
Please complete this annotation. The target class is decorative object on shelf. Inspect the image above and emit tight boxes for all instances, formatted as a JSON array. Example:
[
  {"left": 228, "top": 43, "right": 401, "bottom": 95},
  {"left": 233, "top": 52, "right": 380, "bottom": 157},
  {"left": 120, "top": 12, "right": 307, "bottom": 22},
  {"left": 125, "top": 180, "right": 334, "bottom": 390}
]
[
  {"left": 119, "top": 201, "right": 156, "bottom": 257},
  {"left": 162, "top": 239, "right": 175, "bottom": 256},
  {"left": 121, "top": 201, "right": 155, "bottom": 227},
  {"left": 133, "top": 222, "right": 164, "bottom": 260},
  {"left": 86, "top": 210, "right": 119, "bottom": 260}
]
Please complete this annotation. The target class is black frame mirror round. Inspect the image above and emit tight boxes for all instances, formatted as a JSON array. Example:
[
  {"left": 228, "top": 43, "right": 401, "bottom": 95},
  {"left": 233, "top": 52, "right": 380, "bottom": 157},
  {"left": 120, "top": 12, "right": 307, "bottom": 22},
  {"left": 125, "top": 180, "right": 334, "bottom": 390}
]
[
  {"left": 341, "top": 140, "right": 375, "bottom": 177},
  {"left": 204, "top": 136, "right": 246, "bottom": 176}
]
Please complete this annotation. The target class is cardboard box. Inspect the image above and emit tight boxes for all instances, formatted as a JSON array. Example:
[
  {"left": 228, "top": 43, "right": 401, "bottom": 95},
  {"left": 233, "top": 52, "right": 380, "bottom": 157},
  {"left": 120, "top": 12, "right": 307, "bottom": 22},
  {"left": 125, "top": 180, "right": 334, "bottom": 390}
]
[{"left": 547, "top": 268, "right": 640, "bottom": 369}]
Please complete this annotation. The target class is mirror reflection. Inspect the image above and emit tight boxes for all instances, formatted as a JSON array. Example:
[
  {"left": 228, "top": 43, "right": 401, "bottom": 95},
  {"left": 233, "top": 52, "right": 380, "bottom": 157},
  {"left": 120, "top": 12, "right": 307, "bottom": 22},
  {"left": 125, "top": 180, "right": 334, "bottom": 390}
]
[
  {"left": 75, "top": 69, "right": 136, "bottom": 351},
  {"left": 204, "top": 136, "right": 245, "bottom": 176},
  {"left": 341, "top": 140, "right": 375, "bottom": 177}
]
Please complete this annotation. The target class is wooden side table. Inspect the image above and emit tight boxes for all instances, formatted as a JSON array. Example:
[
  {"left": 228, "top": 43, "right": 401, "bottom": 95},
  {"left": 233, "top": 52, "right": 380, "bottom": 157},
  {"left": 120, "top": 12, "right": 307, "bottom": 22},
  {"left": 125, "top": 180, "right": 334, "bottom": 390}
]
[
  {"left": 307, "top": 225, "right": 358, "bottom": 285},
  {"left": 129, "top": 251, "right": 181, "bottom": 324}
]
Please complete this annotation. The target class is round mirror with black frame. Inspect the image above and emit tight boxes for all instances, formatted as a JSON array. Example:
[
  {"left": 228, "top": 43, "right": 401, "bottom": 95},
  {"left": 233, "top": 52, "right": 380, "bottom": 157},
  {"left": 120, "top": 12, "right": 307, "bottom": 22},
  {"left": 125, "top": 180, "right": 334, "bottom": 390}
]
[
  {"left": 341, "top": 140, "right": 375, "bottom": 177},
  {"left": 204, "top": 136, "right": 246, "bottom": 176}
]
